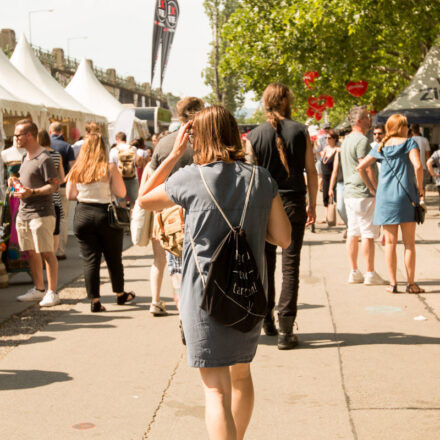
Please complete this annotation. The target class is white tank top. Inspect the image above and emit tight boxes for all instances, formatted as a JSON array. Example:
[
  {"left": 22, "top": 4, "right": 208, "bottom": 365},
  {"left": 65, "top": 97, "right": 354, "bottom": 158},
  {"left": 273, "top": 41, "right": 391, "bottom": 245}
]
[{"left": 77, "top": 182, "right": 111, "bottom": 204}]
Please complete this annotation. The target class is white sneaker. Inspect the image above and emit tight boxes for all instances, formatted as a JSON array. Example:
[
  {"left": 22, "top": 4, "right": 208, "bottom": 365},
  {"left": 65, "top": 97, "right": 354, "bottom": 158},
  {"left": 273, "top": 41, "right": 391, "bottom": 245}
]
[
  {"left": 348, "top": 270, "right": 364, "bottom": 284},
  {"left": 364, "top": 271, "right": 386, "bottom": 285},
  {"left": 149, "top": 301, "right": 167, "bottom": 316},
  {"left": 39, "top": 290, "right": 61, "bottom": 307},
  {"left": 17, "top": 287, "right": 45, "bottom": 302}
]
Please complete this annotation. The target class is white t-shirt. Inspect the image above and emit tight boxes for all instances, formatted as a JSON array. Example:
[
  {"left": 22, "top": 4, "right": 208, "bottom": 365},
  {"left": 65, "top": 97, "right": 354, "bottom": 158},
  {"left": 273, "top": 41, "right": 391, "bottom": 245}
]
[
  {"left": 109, "top": 142, "right": 137, "bottom": 166},
  {"left": 412, "top": 136, "right": 430, "bottom": 169},
  {"left": 136, "top": 148, "right": 151, "bottom": 160}
]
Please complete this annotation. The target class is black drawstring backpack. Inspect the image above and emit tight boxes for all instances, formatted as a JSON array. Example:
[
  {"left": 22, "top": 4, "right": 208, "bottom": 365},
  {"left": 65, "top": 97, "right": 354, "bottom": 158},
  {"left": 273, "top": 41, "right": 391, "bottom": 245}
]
[{"left": 189, "top": 165, "right": 267, "bottom": 333}]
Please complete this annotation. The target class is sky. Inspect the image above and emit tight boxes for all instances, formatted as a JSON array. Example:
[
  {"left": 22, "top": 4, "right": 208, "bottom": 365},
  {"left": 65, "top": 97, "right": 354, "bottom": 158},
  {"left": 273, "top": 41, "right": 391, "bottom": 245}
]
[{"left": 0, "top": 0, "right": 214, "bottom": 100}]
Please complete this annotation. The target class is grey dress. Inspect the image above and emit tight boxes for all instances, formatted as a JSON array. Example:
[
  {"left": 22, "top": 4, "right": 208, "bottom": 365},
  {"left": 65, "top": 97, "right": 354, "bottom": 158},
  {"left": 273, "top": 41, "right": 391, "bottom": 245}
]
[{"left": 165, "top": 161, "right": 278, "bottom": 368}]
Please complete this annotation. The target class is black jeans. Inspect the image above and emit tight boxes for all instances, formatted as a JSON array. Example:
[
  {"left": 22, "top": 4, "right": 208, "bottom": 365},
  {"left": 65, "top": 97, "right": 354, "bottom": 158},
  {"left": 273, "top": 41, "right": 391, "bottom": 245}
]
[
  {"left": 74, "top": 202, "right": 124, "bottom": 299},
  {"left": 265, "top": 195, "right": 307, "bottom": 320}
]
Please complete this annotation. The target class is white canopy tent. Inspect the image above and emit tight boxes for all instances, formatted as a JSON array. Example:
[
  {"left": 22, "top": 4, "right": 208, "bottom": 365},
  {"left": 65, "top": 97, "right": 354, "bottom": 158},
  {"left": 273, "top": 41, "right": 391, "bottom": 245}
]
[
  {"left": 10, "top": 34, "right": 106, "bottom": 130},
  {"left": 66, "top": 59, "right": 147, "bottom": 143},
  {"left": 377, "top": 46, "right": 440, "bottom": 128},
  {"left": 0, "top": 48, "right": 66, "bottom": 129}
]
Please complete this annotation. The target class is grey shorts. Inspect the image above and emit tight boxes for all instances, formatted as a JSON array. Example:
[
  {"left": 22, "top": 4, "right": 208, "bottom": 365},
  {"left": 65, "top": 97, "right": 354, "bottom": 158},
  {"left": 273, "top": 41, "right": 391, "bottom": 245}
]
[{"left": 119, "top": 177, "right": 139, "bottom": 203}]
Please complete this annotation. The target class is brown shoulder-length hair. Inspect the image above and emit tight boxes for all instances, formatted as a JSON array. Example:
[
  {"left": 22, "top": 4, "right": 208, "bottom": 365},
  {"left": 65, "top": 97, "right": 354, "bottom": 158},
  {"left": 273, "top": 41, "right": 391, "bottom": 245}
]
[
  {"left": 38, "top": 129, "right": 51, "bottom": 148},
  {"left": 263, "top": 83, "right": 292, "bottom": 175},
  {"left": 67, "top": 133, "right": 108, "bottom": 184},
  {"left": 192, "top": 105, "right": 245, "bottom": 165},
  {"left": 379, "top": 114, "right": 408, "bottom": 152}
]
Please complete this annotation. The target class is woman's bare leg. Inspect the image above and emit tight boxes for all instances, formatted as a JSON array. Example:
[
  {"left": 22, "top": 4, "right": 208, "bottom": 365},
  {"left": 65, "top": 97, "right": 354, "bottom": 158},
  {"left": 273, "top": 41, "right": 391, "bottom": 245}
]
[
  {"left": 150, "top": 238, "right": 166, "bottom": 303},
  {"left": 230, "top": 363, "right": 254, "bottom": 440},
  {"left": 200, "top": 367, "right": 237, "bottom": 440},
  {"left": 400, "top": 222, "right": 416, "bottom": 285},
  {"left": 383, "top": 225, "right": 398, "bottom": 288}
]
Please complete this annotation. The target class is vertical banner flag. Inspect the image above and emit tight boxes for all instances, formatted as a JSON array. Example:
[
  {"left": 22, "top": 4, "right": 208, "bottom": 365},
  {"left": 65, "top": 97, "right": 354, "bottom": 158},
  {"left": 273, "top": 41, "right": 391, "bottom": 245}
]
[
  {"left": 160, "top": 0, "right": 180, "bottom": 88},
  {"left": 151, "top": 0, "right": 167, "bottom": 85}
]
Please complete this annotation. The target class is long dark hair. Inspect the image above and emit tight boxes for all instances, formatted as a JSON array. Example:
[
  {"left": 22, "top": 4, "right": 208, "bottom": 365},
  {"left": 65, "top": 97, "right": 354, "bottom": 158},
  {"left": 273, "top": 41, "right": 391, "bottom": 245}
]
[{"left": 263, "top": 83, "right": 292, "bottom": 175}]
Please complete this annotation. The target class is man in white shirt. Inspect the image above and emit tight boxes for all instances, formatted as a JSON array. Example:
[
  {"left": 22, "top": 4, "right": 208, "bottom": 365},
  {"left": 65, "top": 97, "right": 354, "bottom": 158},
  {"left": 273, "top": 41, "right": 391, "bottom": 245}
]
[{"left": 410, "top": 124, "right": 431, "bottom": 187}]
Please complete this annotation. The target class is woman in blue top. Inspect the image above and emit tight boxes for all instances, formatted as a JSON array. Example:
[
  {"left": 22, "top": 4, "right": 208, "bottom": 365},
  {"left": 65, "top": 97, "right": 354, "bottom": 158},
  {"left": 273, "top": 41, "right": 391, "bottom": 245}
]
[
  {"left": 139, "top": 106, "right": 291, "bottom": 440},
  {"left": 357, "top": 114, "right": 425, "bottom": 294}
]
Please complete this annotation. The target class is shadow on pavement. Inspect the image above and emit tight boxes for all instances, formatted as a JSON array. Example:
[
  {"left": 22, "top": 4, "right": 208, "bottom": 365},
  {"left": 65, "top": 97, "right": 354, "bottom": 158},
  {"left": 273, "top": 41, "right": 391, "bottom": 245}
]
[
  {"left": 259, "top": 332, "right": 440, "bottom": 348},
  {"left": 0, "top": 369, "right": 72, "bottom": 390}
]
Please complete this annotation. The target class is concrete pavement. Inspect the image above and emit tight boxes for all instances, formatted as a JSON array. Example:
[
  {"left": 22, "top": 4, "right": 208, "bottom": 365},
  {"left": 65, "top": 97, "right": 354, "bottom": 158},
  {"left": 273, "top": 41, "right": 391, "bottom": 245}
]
[{"left": 0, "top": 194, "right": 439, "bottom": 439}]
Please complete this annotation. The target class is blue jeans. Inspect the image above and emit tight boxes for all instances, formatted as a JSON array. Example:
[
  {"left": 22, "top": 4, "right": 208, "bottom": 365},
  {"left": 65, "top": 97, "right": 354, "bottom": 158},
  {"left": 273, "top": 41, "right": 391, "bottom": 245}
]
[{"left": 336, "top": 182, "right": 348, "bottom": 225}]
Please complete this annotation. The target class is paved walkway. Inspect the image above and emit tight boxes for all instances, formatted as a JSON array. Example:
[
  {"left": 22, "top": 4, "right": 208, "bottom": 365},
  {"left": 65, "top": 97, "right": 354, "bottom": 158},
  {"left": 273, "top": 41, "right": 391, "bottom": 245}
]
[{"left": 0, "top": 195, "right": 439, "bottom": 439}]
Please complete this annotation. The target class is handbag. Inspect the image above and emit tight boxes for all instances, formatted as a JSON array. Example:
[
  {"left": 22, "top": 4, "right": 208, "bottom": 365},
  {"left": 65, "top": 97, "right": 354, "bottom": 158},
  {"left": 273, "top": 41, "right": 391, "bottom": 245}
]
[
  {"left": 130, "top": 165, "right": 154, "bottom": 245},
  {"left": 326, "top": 196, "right": 336, "bottom": 226},
  {"left": 106, "top": 177, "right": 131, "bottom": 229},
  {"left": 154, "top": 205, "right": 185, "bottom": 257},
  {"left": 108, "top": 202, "right": 131, "bottom": 229},
  {"left": 382, "top": 144, "right": 425, "bottom": 225}
]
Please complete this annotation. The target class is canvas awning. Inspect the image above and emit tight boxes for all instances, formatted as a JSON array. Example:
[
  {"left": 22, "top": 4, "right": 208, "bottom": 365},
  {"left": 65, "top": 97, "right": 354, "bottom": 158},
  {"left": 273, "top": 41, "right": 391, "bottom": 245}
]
[
  {"left": 66, "top": 59, "right": 146, "bottom": 142},
  {"left": 377, "top": 46, "right": 440, "bottom": 124},
  {"left": 10, "top": 34, "right": 106, "bottom": 125}
]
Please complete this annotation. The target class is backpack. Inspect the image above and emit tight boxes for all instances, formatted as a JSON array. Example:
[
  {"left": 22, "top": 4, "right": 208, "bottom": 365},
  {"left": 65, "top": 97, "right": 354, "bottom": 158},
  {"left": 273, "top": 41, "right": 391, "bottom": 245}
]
[
  {"left": 117, "top": 146, "right": 136, "bottom": 179},
  {"left": 189, "top": 165, "right": 267, "bottom": 333},
  {"left": 154, "top": 205, "right": 185, "bottom": 257}
]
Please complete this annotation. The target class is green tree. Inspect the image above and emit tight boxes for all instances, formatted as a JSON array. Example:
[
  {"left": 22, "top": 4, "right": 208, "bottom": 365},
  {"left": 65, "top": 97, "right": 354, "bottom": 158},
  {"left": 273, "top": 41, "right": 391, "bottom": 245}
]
[
  {"left": 203, "top": 0, "right": 244, "bottom": 113},
  {"left": 222, "top": 0, "right": 440, "bottom": 125}
]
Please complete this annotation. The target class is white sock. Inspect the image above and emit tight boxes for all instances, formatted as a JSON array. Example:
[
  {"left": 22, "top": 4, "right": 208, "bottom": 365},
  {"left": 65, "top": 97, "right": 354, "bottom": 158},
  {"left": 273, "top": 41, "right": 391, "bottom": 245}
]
[{"left": 366, "top": 271, "right": 375, "bottom": 276}]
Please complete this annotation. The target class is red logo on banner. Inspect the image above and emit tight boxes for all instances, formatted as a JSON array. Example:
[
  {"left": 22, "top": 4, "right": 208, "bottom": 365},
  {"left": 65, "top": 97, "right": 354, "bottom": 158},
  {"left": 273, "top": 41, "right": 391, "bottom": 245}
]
[{"left": 346, "top": 80, "right": 368, "bottom": 97}]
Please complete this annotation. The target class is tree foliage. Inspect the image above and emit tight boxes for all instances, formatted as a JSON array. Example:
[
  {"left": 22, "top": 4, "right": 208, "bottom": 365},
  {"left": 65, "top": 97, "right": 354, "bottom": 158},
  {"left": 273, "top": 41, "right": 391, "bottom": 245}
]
[
  {"left": 203, "top": 0, "right": 244, "bottom": 114},
  {"left": 221, "top": 0, "right": 440, "bottom": 125}
]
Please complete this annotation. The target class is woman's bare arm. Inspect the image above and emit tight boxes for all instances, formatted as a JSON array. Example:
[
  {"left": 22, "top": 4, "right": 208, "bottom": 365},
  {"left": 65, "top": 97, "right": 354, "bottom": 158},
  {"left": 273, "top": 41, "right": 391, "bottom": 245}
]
[
  {"left": 66, "top": 180, "right": 78, "bottom": 200},
  {"left": 409, "top": 147, "right": 424, "bottom": 198},
  {"left": 328, "top": 152, "right": 339, "bottom": 198},
  {"left": 109, "top": 163, "right": 127, "bottom": 199},
  {"left": 304, "top": 133, "right": 318, "bottom": 226},
  {"left": 266, "top": 194, "right": 291, "bottom": 249}
]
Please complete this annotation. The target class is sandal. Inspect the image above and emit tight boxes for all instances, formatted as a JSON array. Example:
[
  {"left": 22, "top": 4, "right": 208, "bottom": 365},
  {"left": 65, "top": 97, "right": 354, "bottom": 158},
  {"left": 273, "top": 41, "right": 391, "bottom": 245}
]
[
  {"left": 91, "top": 300, "right": 106, "bottom": 312},
  {"left": 116, "top": 291, "right": 136, "bottom": 305},
  {"left": 406, "top": 284, "right": 425, "bottom": 294},
  {"left": 386, "top": 285, "right": 398, "bottom": 294}
]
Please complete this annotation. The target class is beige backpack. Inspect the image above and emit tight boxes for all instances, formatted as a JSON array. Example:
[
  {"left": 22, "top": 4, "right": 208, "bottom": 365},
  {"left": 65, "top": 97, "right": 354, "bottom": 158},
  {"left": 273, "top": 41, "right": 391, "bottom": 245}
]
[
  {"left": 117, "top": 146, "right": 136, "bottom": 179},
  {"left": 154, "top": 206, "right": 185, "bottom": 257}
]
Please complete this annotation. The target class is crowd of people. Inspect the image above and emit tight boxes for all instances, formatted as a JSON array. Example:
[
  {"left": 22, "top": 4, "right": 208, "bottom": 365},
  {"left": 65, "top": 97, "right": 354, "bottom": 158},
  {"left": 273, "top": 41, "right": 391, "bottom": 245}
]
[{"left": 3, "top": 83, "right": 437, "bottom": 439}]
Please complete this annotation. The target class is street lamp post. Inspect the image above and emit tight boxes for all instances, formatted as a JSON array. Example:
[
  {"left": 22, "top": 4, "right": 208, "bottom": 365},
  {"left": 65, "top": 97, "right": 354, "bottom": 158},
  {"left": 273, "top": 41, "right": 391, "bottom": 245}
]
[
  {"left": 67, "top": 36, "right": 88, "bottom": 58},
  {"left": 28, "top": 9, "right": 54, "bottom": 44}
]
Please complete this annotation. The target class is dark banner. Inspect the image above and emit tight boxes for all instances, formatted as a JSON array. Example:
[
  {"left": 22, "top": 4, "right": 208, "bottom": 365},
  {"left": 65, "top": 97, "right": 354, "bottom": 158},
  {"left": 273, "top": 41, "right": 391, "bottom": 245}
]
[
  {"left": 151, "top": 0, "right": 167, "bottom": 85},
  {"left": 160, "top": 0, "right": 180, "bottom": 88}
]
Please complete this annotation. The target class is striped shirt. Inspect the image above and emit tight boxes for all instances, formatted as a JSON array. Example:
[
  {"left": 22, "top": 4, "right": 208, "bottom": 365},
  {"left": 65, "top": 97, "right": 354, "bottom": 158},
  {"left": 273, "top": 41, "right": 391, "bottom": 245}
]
[{"left": 48, "top": 150, "right": 64, "bottom": 218}]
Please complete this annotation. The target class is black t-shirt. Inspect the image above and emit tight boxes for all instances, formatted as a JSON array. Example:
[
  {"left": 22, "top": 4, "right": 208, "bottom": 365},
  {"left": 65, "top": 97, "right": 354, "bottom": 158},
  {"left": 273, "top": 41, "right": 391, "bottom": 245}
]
[
  {"left": 247, "top": 120, "right": 307, "bottom": 196},
  {"left": 150, "top": 131, "right": 194, "bottom": 175}
]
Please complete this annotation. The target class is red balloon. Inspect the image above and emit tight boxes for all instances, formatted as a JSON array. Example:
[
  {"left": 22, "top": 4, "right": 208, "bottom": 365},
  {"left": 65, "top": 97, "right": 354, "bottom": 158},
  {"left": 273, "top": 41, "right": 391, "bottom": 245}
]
[
  {"left": 346, "top": 80, "right": 368, "bottom": 97},
  {"left": 306, "top": 107, "right": 315, "bottom": 118},
  {"left": 315, "top": 112, "right": 323, "bottom": 121},
  {"left": 303, "top": 71, "right": 319, "bottom": 89},
  {"left": 308, "top": 95, "right": 334, "bottom": 112}
]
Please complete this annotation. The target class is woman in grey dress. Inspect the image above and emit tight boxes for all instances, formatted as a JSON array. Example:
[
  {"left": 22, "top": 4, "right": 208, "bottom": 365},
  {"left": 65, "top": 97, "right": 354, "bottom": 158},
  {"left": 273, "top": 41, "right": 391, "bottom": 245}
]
[{"left": 139, "top": 106, "right": 291, "bottom": 440}]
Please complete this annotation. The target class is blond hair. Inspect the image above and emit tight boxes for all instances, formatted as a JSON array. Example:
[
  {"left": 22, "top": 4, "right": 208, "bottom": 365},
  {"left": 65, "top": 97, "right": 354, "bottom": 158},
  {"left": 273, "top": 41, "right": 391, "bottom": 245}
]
[
  {"left": 379, "top": 114, "right": 408, "bottom": 152},
  {"left": 67, "top": 133, "right": 108, "bottom": 184},
  {"left": 192, "top": 105, "right": 245, "bottom": 165}
]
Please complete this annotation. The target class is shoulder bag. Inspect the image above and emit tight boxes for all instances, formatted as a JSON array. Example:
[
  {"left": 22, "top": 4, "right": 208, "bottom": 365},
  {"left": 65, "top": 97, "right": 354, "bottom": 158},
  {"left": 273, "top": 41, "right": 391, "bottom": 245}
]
[{"left": 107, "top": 173, "right": 131, "bottom": 229}]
